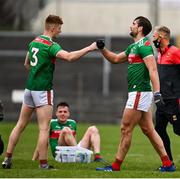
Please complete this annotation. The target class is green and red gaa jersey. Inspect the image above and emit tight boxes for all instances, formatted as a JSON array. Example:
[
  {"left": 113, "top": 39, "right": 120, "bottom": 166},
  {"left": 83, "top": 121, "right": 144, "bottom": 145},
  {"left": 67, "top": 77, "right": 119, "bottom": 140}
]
[
  {"left": 49, "top": 118, "right": 77, "bottom": 157},
  {"left": 125, "top": 37, "right": 153, "bottom": 92},
  {"left": 26, "top": 35, "right": 62, "bottom": 90}
]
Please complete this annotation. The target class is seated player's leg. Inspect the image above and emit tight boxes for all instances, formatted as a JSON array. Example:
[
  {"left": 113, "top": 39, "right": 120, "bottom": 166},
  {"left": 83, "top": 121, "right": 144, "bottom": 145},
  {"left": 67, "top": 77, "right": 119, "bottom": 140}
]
[
  {"left": 80, "top": 126, "right": 99, "bottom": 151},
  {"left": 58, "top": 127, "right": 77, "bottom": 146},
  {"left": 79, "top": 126, "right": 104, "bottom": 162}
]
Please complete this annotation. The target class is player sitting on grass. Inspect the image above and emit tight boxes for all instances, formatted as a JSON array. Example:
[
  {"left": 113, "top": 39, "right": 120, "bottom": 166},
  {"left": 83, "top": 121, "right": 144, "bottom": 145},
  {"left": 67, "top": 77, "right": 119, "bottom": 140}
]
[{"left": 33, "top": 102, "right": 105, "bottom": 163}]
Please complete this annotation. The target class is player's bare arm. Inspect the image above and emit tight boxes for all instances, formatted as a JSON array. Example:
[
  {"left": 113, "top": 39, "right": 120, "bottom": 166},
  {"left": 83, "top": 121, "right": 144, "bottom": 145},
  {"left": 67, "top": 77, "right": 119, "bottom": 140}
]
[
  {"left": 144, "top": 55, "right": 160, "bottom": 92},
  {"left": 100, "top": 49, "right": 127, "bottom": 64},
  {"left": 56, "top": 42, "right": 97, "bottom": 62},
  {"left": 24, "top": 52, "right": 30, "bottom": 70}
]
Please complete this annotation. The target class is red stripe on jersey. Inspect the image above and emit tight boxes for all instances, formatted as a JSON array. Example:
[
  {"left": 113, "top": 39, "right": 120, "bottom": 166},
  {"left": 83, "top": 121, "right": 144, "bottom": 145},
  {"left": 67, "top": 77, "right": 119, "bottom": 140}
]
[
  {"left": 128, "top": 54, "right": 144, "bottom": 64},
  {"left": 50, "top": 130, "right": 61, "bottom": 138},
  {"left": 47, "top": 91, "right": 51, "bottom": 105},
  {"left": 49, "top": 130, "right": 76, "bottom": 139},
  {"left": 133, "top": 92, "right": 141, "bottom": 110},
  {"left": 33, "top": 37, "right": 52, "bottom": 46}
]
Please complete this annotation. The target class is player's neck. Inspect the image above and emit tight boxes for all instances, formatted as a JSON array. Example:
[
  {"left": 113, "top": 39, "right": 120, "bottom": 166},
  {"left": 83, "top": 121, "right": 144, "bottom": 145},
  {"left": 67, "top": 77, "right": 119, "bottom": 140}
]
[
  {"left": 133, "top": 34, "right": 144, "bottom": 42},
  {"left": 43, "top": 31, "right": 53, "bottom": 39}
]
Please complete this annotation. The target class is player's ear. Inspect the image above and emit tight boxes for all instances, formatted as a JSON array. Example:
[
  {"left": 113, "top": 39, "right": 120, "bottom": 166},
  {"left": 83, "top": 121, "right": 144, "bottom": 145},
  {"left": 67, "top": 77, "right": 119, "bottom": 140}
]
[
  {"left": 138, "top": 26, "right": 143, "bottom": 32},
  {"left": 50, "top": 24, "right": 55, "bottom": 33}
]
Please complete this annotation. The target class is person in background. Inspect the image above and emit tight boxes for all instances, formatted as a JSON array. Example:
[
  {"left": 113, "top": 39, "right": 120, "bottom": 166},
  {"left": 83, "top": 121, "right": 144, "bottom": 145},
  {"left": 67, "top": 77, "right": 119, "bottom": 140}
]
[
  {"left": 152, "top": 25, "right": 180, "bottom": 167},
  {"left": 2, "top": 14, "right": 97, "bottom": 170}
]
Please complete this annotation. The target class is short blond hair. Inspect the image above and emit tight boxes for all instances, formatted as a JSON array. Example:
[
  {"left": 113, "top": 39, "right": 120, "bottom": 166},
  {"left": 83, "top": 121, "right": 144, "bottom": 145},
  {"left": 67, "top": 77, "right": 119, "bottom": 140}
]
[{"left": 155, "top": 26, "right": 170, "bottom": 39}]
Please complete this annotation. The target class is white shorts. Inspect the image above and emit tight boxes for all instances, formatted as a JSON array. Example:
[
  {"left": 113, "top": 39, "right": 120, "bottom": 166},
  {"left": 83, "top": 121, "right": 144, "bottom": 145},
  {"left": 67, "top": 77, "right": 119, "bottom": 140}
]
[
  {"left": 23, "top": 89, "right": 54, "bottom": 108},
  {"left": 77, "top": 141, "right": 82, "bottom": 148},
  {"left": 125, "top": 91, "right": 153, "bottom": 112}
]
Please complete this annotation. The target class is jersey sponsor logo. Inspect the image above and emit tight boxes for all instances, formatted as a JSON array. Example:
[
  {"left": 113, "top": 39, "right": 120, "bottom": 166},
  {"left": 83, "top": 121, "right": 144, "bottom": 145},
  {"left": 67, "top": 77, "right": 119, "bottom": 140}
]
[
  {"left": 133, "top": 85, "right": 137, "bottom": 89},
  {"left": 128, "top": 54, "right": 143, "bottom": 64},
  {"left": 33, "top": 37, "right": 52, "bottom": 46},
  {"left": 55, "top": 126, "right": 61, "bottom": 129}
]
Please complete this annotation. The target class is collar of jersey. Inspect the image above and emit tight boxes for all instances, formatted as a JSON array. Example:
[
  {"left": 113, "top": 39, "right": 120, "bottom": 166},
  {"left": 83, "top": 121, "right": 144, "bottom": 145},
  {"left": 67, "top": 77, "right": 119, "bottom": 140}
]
[
  {"left": 40, "top": 35, "right": 52, "bottom": 41},
  {"left": 134, "top": 37, "right": 145, "bottom": 44}
]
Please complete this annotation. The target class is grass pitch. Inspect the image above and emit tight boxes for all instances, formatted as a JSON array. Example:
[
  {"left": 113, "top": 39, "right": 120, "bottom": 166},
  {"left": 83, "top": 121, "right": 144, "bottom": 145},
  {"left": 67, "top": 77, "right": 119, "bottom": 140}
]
[{"left": 0, "top": 122, "right": 179, "bottom": 178}]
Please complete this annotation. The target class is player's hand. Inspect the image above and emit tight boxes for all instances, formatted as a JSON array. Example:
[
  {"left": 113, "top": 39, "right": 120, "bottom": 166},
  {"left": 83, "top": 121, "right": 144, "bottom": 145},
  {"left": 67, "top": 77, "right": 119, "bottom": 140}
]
[
  {"left": 154, "top": 92, "right": 165, "bottom": 107},
  {"left": 89, "top": 42, "right": 98, "bottom": 51},
  {"left": 96, "top": 39, "right": 105, "bottom": 50}
]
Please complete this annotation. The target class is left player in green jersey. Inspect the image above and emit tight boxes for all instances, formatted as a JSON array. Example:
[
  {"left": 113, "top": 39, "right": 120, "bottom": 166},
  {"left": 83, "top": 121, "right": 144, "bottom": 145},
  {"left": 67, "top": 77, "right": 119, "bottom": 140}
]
[
  {"left": 32, "top": 102, "right": 104, "bottom": 162},
  {"left": 96, "top": 16, "right": 175, "bottom": 172},
  {"left": 2, "top": 15, "right": 97, "bottom": 170}
]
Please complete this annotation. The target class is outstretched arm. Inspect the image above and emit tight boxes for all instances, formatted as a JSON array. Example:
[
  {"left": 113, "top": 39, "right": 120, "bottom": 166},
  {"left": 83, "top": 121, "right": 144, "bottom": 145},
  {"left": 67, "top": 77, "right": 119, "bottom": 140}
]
[
  {"left": 100, "top": 48, "right": 127, "bottom": 64},
  {"left": 96, "top": 40, "right": 127, "bottom": 63},
  {"left": 56, "top": 42, "right": 97, "bottom": 62}
]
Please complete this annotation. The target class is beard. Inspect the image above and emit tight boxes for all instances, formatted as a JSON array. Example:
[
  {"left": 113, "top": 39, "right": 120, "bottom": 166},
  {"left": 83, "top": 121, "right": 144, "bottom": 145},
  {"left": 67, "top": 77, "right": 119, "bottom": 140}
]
[{"left": 129, "top": 31, "right": 137, "bottom": 37}]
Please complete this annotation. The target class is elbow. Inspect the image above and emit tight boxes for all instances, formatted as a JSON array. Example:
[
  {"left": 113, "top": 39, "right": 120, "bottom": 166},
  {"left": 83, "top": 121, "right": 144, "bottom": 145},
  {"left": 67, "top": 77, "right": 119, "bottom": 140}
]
[
  {"left": 113, "top": 57, "right": 121, "bottom": 64},
  {"left": 24, "top": 63, "right": 27, "bottom": 69},
  {"left": 113, "top": 60, "right": 119, "bottom": 64},
  {"left": 67, "top": 56, "right": 75, "bottom": 62},
  {"left": 66, "top": 54, "right": 78, "bottom": 62},
  {"left": 65, "top": 53, "right": 75, "bottom": 62}
]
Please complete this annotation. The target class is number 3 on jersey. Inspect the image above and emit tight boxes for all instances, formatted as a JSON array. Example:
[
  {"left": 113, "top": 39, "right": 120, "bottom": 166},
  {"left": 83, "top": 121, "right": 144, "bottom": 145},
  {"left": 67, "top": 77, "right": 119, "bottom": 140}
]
[{"left": 31, "top": 47, "right": 39, "bottom": 66}]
